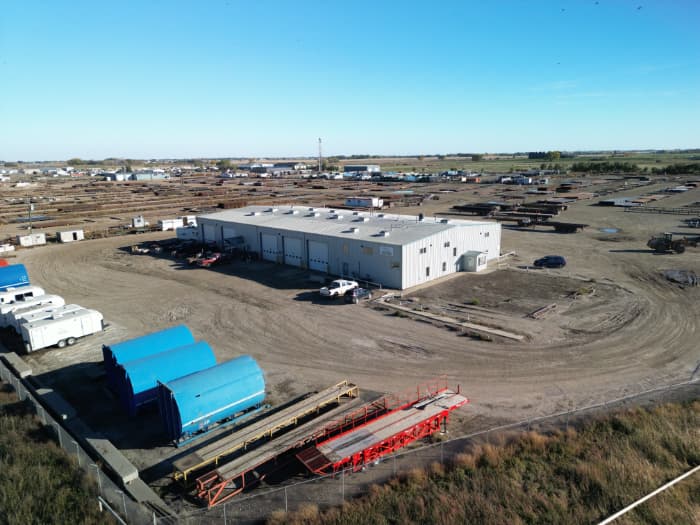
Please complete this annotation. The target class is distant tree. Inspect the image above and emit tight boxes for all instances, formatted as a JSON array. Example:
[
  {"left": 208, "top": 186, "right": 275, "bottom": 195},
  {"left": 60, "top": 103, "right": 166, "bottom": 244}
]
[
  {"left": 216, "top": 159, "right": 233, "bottom": 170},
  {"left": 540, "top": 163, "right": 547, "bottom": 169},
  {"left": 471, "top": 154, "right": 484, "bottom": 161},
  {"left": 67, "top": 158, "right": 83, "bottom": 165},
  {"left": 545, "top": 151, "right": 561, "bottom": 162}
]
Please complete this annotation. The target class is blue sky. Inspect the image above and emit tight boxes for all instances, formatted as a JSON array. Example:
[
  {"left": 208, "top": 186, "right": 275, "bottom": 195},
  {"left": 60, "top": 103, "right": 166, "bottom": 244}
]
[{"left": 1, "top": 0, "right": 699, "bottom": 160}]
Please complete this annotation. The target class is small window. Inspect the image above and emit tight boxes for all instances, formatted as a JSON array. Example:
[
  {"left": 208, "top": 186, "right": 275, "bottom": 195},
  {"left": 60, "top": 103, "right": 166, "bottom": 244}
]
[
  {"left": 362, "top": 246, "right": 373, "bottom": 255},
  {"left": 442, "top": 262, "right": 447, "bottom": 271},
  {"left": 444, "top": 241, "right": 450, "bottom": 248},
  {"left": 343, "top": 243, "right": 349, "bottom": 255},
  {"left": 426, "top": 266, "right": 430, "bottom": 277},
  {"left": 419, "top": 247, "right": 427, "bottom": 254},
  {"left": 485, "top": 232, "right": 490, "bottom": 237},
  {"left": 391, "top": 261, "right": 400, "bottom": 269},
  {"left": 453, "top": 247, "right": 457, "bottom": 257}
]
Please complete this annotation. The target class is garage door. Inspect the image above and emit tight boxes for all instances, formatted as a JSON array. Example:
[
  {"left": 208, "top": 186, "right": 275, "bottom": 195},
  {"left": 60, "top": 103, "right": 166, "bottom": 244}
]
[
  {"left": 308, "top": 240, "right": 329, "bottom": 272},
  {"left": 283, "top": 237, "right": 303, "bottom": 267},
  {"left": 202, "top": 224, "right": 217, "bottom": 244},
  {"left": 222, "top": 226, "right": 237, "bottom": 243},
  {"left": 261, "top": 233, "right": 279, "bottom": 262}
]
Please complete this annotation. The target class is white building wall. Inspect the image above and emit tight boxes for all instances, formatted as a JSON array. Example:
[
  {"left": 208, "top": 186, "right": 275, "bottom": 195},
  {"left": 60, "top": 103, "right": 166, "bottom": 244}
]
[
  {"left": 197, "top": 216, "right": 500, "bottom": 290},
  {"left": 57, "top": 230, "right": 84, "bottom": 243}
]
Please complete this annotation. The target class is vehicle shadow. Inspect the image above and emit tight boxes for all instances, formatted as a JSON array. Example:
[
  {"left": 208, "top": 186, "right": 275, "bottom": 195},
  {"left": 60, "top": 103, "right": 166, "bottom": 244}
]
[
  {"left": 293, "top": 291, "right": 349, "bottom": 306},
  {"left": 609, "top": 249, "right": 665, "bottom": 254}
]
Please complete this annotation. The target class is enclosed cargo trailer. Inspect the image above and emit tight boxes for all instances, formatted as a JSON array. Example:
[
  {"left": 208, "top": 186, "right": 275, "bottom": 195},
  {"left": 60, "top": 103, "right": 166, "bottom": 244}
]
[{"left": 21, "top": 308, "right": 104, "bottom": 353}]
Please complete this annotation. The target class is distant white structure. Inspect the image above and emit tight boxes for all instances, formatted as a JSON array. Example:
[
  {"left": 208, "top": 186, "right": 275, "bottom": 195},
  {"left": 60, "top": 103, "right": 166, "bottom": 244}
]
[
  {"left": 131, "top": 216, "right": 147, "bottom": 228},
  {"left": 345, "top": 197, "right": 384, "bottom": 208},
  {"left": 17, "top": 233, "right": 47, "bottom": 247},
  {"left": 57, "top": 229, "right": 84, "bottom": 243}
]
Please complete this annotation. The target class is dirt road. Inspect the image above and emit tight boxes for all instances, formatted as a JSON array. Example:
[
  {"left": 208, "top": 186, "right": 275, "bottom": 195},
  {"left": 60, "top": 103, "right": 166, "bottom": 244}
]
[{"left": 11, "top": 183, "right": 699, "bottom": 441}]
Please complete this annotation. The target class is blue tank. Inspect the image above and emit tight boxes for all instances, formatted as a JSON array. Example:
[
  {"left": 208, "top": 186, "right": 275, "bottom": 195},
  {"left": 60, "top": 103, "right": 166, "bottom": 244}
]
[
  {"left": 0, "top": 264, "right": 30, "bottom": 292},
  {"left": 157, "top": 355, "right": 266, "bottom": 443},
  {"left": 102, "top": 325, "right": 194, "bottom": 390},
  {"left": 118, "top": 341, "right": 217, "bottom": 416}
]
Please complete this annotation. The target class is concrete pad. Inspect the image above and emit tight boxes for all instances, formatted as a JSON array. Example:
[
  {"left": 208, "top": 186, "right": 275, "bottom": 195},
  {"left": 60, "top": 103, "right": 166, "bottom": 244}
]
[
  {"left": 85, "top": 436, "right": 139, "bottom": 484},
  {"left": 36, "top": 387, "right": 77, "bottom": 420},
  {"left": 1, "top": 352, "right": 32, "bottom": 378}
]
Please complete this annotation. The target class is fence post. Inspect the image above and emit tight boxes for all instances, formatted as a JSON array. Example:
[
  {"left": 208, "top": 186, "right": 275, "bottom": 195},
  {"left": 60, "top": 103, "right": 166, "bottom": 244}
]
[
  {"left": 54, "top": 422, "right": 63, "bottom": 448},
  {"left": 223, "top": 502, "right": 227, "bottom": 525},
  {"left": 284, "top": 486, "right": 288, "bottom": 513},
  {"left": 72, "top": 440, "right": 81, "bottom": 466},
  {"left": 91, "top": 464, "right": 102, "bottom": 493},
  {"left": 341, "top": 468, "right": 345, "bottom": 502}
]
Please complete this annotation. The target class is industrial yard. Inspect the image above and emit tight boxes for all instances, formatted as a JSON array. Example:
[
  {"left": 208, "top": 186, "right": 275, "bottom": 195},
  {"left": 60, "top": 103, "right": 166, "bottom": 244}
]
[{"left": 1, "top": 167, "right": 699, "bottom": 519}]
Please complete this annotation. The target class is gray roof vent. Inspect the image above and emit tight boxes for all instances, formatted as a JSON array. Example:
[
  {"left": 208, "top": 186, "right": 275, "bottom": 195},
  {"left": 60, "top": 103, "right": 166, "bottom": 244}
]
[
  {"left": 287, "top": 209, "right": 299, "bottom": 215},
  {"left": 266, "top": 207, "right": 278, "bottom": 213},
  {"left": 440, "top": 218, "right": 449, "bottom": 224},
  {"left": 352, "top": 211, "right": 360, "bottom": 215},
  {"left": 350, "top": 227, "right": 360, "bottom": 234},
  {"left": 379, "top": 230, "right": 390, "bottom": 237},
  {"left": 249, "top": 211, "right": 260, "bottom": 216},
  {"left": 377, "top": 213, "right": 385, "bottom": 218},
  {"left": 308, "top": 212, "right": 321, "bottom": 217}
]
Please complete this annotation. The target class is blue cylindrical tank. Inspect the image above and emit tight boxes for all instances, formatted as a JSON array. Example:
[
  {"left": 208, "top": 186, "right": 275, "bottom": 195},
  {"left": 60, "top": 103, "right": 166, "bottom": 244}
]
[
  {"left": 157, "top": 355, "right": 266, "bottom": 442},
  {"left": 0, "top": 264, "right": 30, "bottom": 292},
  {"left": 102, "top": 325, "right": 195, "bottom": 389},
  {"left": 118, "top": 341, "right": 217, "bottom": 416}
]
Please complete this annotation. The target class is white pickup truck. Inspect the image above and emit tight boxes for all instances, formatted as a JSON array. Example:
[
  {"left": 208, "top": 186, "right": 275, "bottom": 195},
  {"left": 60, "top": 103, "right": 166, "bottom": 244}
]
[{"left": 319, "top": 279, "right": 359, "bottom": 298}]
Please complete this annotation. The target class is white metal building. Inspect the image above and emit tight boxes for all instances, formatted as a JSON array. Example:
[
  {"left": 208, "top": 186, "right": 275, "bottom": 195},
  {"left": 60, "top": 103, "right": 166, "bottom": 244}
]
[{"left": 197, "top": 205, "right": 501, "bottom": 289}]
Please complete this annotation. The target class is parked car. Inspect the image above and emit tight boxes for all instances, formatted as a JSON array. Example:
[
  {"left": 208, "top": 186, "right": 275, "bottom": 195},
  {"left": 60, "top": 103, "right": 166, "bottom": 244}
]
[
  {"left": 319, "top": 279, "right": 359, "bottom": 297},
  {"left": 344, "top": 287, "right": 373, "bottom": 304},
  {"left": 533, "top": 255, "right": 566, "bottom": 268}
]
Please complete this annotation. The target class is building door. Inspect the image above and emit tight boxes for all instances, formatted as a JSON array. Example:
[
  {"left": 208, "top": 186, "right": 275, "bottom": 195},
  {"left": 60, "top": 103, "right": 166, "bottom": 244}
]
[
  {"left": 261, "top": 233, "right": 278, "bottom": 262},
  {"left": 283, "top": 237, "right": 303, "bottom": 267},
  {"left": 308, "top": 240, "right": 329, "bottom": 272}
]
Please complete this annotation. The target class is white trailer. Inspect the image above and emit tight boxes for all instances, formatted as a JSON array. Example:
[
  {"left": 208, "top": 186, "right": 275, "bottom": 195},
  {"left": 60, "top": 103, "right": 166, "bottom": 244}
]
[
  {"left": 1, "top": 294, "right": 64, "bottom": 327},
  {"left": 0, "top": 285, "right": 45, "bottom": 305},
  {"left": 9, "top": 302, "right": 77, "bottom": 333},
  {"left": 21, "top": 308, "right": 104, "bottom": 353}
]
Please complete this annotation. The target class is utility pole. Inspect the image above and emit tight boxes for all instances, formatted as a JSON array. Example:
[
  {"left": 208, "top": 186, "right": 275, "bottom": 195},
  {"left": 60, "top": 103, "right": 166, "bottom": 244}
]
[
  {"left": 27, "top": 198, "right": 34, "bottom": 234},
  {"left": 318, "top": 137, "right": 322, "bottom": 173}
]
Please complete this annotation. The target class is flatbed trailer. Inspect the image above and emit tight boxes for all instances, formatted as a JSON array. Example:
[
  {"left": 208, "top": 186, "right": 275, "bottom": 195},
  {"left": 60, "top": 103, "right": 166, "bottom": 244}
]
[
  {"left": 297, "top": 390, "right": 468, "bottom": 475},
  {"left": 195, "top": 397, "right": 363, "bottom": 507},
  {"left": 173, "top": 380, "right": 359, "bottom": 481}
]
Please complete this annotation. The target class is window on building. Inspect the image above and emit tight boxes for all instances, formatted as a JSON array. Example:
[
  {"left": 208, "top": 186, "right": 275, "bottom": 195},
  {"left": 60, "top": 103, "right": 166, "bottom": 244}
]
[
  {"left": 485, "top": 231, "right": 490, "bottom": 237},
  {"left": 444, "top": 241, "right": 450, "bottom": 248},
  {"left": 453, "top": 247, "right": 457, "bottom": 257},
  {"left": 426, "top": 266, "right": 430, "bottom": 277},
  {"left": 442, "top": 261, "right": 447, "bottom": 271},
  {"left": 343, "top": 243, "right": 349, "bottom": 255},
  {"left": 391, "top": 261, "right": 400, "bottom": 269},
  {"left": 419, "top": 247, "right": 427, "bottom": 254},
  {"left": 362, "top": 246, "right": 373, "bottom": 255}
]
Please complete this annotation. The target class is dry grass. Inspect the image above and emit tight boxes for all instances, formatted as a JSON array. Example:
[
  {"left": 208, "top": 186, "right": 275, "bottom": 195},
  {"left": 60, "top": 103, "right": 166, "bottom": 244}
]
[
  {"left": 269, "top": 401, "right": 700, "bottom": 525},
  {"left": 0, "top": 383, "right": 113, "bottom": 525}
]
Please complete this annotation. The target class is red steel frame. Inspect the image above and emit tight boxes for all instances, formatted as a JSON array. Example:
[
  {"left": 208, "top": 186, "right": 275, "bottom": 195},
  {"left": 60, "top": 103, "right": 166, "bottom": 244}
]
[{"left": 195, "top": 379, "right": 466, "bottom": 508}]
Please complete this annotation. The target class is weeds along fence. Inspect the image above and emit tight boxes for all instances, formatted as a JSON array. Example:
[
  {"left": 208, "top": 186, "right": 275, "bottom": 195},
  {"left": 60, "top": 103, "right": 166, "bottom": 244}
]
[
  {"left": 165, "top": 378, "right": 700, "bottom": 525},
  {"left": 1, "top": 353, "right": 697, "bottom": 525},
  {"left": 0, "top": 359, "right": 155, "bottom": 525}
]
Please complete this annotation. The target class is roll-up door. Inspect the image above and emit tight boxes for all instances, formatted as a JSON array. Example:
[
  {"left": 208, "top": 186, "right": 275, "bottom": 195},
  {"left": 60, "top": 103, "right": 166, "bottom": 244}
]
[
  {"left": 261, "top": 233, "right": 278, "bottom": 262},
  {"left": 283, "top": 237, "right": 303, "bottom": 267},
  {"left": 308, "top": 240, "right": 329, "bottom": 272},
  {"left": 202, "top": 224, "right": 217, "bottom": 244}
]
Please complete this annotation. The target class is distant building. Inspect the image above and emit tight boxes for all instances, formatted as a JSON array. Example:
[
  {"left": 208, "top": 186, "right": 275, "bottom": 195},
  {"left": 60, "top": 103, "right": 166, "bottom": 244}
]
[
  {"left": 273, "top": 162, "right": 307, "bottom": 170},
  {"left": 343, "top": 164, "right": 381, "bottom": 174},
  {"left": 197, "top": 205, "right": 501, "bottom": 289}
]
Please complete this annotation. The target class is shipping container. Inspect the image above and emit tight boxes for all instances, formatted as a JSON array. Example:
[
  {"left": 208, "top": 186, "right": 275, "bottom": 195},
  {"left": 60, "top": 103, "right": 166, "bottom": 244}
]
[
  {"left": 157, "top": 355, "right": 265, "bottom": 443},
  {"left": 57, "top": 229, "right": 85, "bottom": 243},
  {"left": 0, "top": 264, "right": 30, "bottom": 292},
  {"left": 21, "top": 308, "right": 104, "bottom": 353}
]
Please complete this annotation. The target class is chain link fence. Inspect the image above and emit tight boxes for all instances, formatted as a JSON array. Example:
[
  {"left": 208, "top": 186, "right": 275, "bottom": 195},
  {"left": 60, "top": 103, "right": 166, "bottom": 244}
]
[
  {"left": 160, "top": 378, "right": 699, "bottom": 525},
  {"left": 2, "top": 355, "right": 697, "bottom": 525},
  {"left": 0, "top": 359, "right": 154, "bottom": 525}
]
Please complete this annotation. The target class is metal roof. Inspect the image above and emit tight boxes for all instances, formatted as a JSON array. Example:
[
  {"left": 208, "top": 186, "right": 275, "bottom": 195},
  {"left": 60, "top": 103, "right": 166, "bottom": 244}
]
[{"left": 199, "top": 205, "right": 497, "bottom": 246}]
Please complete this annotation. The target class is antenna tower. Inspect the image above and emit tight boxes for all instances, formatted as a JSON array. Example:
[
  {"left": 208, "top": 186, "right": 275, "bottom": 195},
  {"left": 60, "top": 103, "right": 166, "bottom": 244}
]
[{"left": 318, "top": 138, "right": 322, "bottom": 173}]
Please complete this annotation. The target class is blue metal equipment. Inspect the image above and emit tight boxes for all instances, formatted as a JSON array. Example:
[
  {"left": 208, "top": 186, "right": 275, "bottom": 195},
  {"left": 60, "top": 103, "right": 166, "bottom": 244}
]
[
  {"left": 118, "top": 341, "right": 217, "bottom": 416},
  {"left": 0, "top": 264, "right": 30, "bottom": 292},
  {"left": 102, "top": 325, "right": 195, "bottom": 390},
  {"left": 157, "top": 355, "right": 266, "bottom": 446}
]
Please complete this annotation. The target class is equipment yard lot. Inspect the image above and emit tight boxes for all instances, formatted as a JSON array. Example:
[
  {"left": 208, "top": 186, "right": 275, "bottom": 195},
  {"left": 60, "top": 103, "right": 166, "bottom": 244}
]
[{"left": 2, "top": 176, "right": 700, "bottom": 506}]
